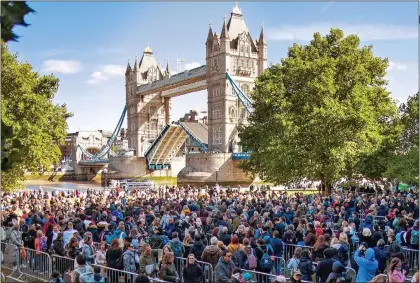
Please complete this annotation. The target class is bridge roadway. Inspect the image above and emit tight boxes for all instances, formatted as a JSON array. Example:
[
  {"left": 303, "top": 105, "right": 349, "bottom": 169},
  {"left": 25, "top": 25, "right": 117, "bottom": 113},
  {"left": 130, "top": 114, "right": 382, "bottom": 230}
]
[{"left": 136, "top": 65, "right": 207, "bottom": 97}]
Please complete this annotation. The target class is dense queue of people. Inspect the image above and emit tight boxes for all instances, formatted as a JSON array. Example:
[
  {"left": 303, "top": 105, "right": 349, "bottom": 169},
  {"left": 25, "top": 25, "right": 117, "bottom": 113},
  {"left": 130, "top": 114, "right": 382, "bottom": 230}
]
[{"left": 0, "top": 184, "right": 419, "bottom": 283}]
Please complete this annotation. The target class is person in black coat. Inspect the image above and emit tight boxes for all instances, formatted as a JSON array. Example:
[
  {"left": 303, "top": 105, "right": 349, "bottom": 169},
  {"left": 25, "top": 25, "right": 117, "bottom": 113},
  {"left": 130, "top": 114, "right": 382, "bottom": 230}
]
[
  {"left": 298, "top": 250, "right": 314, "bottom": 281},
  {"left": 373, "top": 239, "right": 388, "bottom": 273},
  {"left": 255, "top": 239, "right": 273, "bottom": 282},
  {"left": 315, "top": 248, "right": 339, "bottom": 283},
  {"left": 190, "top": 236, "right": 205, "bottom": 259},
  {"left": 219, "top": 227, "right": 232, "bottom": 246},
  {"left": 183, "top": 254, "right": 204, "bottom": 283}
]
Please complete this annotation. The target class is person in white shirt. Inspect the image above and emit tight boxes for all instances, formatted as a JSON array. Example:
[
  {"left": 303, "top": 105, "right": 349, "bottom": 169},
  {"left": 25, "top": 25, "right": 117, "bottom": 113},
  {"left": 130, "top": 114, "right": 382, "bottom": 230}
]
[{"left": 63, "top": 223, "right": 77, "bottom": 246}]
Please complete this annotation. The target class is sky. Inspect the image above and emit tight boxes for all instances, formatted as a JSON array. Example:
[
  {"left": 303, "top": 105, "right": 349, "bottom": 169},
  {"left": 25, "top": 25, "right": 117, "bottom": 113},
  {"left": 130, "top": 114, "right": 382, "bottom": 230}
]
[{"left": 8, "top": 1, "right": 418, "bottom": 133}]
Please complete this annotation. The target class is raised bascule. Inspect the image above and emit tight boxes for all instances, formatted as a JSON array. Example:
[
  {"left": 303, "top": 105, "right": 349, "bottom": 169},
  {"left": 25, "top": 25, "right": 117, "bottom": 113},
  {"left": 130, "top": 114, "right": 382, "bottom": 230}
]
[{"left": 78, "top": 3, "right": 267, "bottom": 185}]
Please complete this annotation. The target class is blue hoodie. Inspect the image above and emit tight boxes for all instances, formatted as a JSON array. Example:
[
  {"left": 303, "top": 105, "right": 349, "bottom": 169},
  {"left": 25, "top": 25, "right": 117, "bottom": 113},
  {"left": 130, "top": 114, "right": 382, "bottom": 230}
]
[{"left": 354, "top": 248, "right": 378, "bottom": 283}]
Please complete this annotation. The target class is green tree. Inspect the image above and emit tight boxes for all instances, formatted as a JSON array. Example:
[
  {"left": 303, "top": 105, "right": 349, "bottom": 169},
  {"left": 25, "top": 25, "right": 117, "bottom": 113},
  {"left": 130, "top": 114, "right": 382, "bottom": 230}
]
[
  {"left": 239, "top": 28, "right": 399, "bottom": 194},
  {"left": 1, "top": 1, "right": 35, "bottom": 43},
  {"left": 385, "top": 92, "right": 419, "bottom": 184},
  {"left": 1, "top": 1, "right": 35, "bottom": 171},
  {"left": 1, "top": 44, "right": 72, "bottom": 191}
]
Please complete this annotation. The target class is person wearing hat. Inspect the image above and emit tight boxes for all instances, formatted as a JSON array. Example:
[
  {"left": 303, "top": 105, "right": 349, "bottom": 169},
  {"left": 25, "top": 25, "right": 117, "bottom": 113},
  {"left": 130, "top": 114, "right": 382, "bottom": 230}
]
[
  {"left": 214, "top": 250, "right": 236, "bottom": 283},
  {"left": 290, "top": 269, "right": 302, "bottom": 283}
]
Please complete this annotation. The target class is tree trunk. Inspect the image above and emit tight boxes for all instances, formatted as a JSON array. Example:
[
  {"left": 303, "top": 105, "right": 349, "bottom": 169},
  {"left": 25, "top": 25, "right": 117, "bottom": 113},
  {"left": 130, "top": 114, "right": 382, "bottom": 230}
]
[{"left": 321, "top": 179, "right": 332, "bottom": 196}]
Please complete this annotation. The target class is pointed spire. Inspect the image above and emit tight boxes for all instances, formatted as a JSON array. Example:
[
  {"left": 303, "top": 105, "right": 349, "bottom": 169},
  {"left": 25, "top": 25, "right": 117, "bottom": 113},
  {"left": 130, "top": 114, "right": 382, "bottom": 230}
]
[
  {"left": 165, "top": 59, "right": 170, "bottom": 75},
  {"left": 232, "top": 1, "right": 242, "bottom": 15},
  {"left": 134, "top": 54, "right": 138, "bottom": 70},
  {"left": 125, "top": 58, "right": 132, "bottom": 75},
  {"left": 220, "top": 13, "right": 229, "bottom": 39},
  {"left": 206, "top": 20, "right": 213, "bottom": 43},
  {"left": 259, "top": 21, "right": 265, "bottom": 43}
]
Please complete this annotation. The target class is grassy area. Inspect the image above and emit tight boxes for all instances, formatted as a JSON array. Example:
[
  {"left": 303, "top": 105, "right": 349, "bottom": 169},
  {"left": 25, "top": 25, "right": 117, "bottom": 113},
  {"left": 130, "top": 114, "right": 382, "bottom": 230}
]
[{"left": 23, "top": 173, "right": 64, "bottom": 181}]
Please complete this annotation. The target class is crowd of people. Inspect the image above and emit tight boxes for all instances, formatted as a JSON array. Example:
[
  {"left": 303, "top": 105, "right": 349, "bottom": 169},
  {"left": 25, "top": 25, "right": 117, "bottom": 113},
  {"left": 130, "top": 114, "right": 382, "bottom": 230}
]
[{"left": 0, "top": 184, "right": 419, "bottom": 283}]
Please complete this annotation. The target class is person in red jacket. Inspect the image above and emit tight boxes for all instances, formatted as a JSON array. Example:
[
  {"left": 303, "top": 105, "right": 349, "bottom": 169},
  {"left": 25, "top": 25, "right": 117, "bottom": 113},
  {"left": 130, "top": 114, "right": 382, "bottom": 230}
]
[{"left": 43, "top": 215, "right": 56, "bottom": 234}]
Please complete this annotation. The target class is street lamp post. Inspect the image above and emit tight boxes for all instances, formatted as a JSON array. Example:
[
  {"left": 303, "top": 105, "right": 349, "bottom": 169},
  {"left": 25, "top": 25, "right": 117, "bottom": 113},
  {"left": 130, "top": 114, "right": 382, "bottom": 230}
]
[
  {"left": 215, "top": 168, "right": 219, "bottom": 186},
  {"left": 103, "top": 168, "right": 108, "bottom": 188}
]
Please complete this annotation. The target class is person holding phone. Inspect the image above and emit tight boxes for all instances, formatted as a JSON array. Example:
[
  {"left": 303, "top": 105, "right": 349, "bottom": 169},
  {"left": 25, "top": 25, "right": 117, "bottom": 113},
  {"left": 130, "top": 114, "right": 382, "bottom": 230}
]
[{"left": 354, "top": 243, "right": 378, "bottom": 283}]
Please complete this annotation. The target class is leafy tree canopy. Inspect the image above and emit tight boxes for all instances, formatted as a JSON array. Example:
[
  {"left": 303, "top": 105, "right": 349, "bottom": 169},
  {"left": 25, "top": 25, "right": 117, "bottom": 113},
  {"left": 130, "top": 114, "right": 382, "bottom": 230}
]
[
  {"left": 385, "top": 92, "right": 419, "bottom": 184},
  {"left": 1, "top": 44, "right": 72, "bottom": 191},
  {"left": 1, "top": 1, "right": 35, "bottom": 43},
  {"left": 239, "top": 28, "right": 400, "bottom": 194}
]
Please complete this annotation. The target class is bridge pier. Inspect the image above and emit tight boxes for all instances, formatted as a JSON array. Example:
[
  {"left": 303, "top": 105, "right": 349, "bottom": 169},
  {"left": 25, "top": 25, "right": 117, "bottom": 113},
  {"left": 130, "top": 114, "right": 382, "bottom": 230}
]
[{"left": 177, "top": 152, "right": 253, "bottom": 187}]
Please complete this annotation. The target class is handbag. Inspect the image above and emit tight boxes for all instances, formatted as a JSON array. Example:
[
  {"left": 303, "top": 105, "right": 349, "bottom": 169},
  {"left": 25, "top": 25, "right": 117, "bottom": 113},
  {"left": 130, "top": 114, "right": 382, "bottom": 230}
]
[{"left": 20, "top": 246, "right": 27, "bottom": 260}]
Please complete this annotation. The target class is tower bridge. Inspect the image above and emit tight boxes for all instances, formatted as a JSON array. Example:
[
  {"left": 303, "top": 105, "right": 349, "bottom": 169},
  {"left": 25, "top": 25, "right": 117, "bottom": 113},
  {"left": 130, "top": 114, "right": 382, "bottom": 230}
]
[{"left": 78, "top": 3, "right": 266, "bottom": 185}]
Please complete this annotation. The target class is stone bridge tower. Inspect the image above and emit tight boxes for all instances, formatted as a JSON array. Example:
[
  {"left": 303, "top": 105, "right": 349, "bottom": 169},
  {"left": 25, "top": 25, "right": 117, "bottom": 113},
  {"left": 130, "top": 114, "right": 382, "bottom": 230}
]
[
  {"left": 206, "top": 3, "right": 267, "bottom": 153},
  {"left": 125, "top": 45, "right": 171, "bottom": 156}
]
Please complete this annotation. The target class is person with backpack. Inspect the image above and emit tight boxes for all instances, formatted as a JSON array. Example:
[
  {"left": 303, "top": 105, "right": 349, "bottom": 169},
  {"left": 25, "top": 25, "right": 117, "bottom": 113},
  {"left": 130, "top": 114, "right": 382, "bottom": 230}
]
[
  {"left": 242, "top": 246, "right": 257, "bottom": 270},
  {"left": 255, "top": 238, "right": 273, "bottom": 282},
  {"left": 34, "top": 230, "right": 48, "bottom": 273},
  {"left": 112, "top": 222, "right": 127, "bottom": 249},
  {"left": 71, "top": 254, "right": 93, "bottom": 283},
  {"left": 183, "top": 254, "right": 204, "bottom": 283},
  {"left": 170, "top": 232, "right": 184, "bottom": 258},
  {"left": 227, "top": 235, "right": 244, "bottom": 268},
  {"left": 406, "top": 220, "right": 419, "bottom": 250}
]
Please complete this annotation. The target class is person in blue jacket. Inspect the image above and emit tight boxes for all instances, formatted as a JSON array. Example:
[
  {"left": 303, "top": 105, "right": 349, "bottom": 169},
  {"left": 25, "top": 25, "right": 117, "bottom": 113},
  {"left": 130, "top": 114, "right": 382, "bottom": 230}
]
[{"left": 354, "top": 245, "right": 378, "bottom": 283}]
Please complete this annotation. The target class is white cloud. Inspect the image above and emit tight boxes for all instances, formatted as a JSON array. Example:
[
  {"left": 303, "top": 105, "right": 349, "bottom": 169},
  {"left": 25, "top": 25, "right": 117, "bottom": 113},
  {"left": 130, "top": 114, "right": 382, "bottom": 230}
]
[
  {"left": 388, "top": 61, "right": 407, "bottom": 71},
  {"left": 184, "top": 62, "right": 202, "bottom": 70},
  {"left": 102, "top": 65, "right": 125, "bottom": 76},
  {"left": 87, "top": 72, "right": 108, "bottom": 85},
  {"left": 266, "top": 23, "right": 417, "bottom": 42},
  {"left": 41, "top": 60, "right": 83, "bottom": 74},
  {"left": 87, "top": 64, "right": 125, "bottom": 85}
]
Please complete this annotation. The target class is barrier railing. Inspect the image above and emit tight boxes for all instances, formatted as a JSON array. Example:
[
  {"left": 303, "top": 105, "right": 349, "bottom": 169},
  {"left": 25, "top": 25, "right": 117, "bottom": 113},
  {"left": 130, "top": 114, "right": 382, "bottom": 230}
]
[
  {"left": 1, "top": 241, "right": 52, "bottom": 282},
  {"left": 51, "top": 254, "right": 75, "bottom": 275},
  {"left": 402, "top": 247, "right": 419, "bottom": 273},
  {"left": 174, "top": 256, "right": 214, "bottom": 282},
  {"left": 271, "top": 256, "right": 286, "bottom": 276}
]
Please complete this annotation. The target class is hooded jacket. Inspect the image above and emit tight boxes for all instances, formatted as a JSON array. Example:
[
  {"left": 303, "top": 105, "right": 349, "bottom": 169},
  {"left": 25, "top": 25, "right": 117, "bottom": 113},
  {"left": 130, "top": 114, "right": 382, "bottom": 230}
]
[
  {"left": 354, "top": 248, "right": 378, "bottom": 283},
  {"left": 298, "top": 256, "right": 314, "bottom": 281},
  {"left": 201, "top": 245, "right": 223, "bottom": 268},
  {"left": 190, "top": 240, "right": 206, "bottom": 258}
]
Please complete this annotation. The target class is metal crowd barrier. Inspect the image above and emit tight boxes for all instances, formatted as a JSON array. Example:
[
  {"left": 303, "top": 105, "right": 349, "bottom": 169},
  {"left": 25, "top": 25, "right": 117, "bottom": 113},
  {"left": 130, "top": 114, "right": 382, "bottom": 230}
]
[
  {"left": 174, "top": 256, "right": 214, "bottom": 282},
  {"left": 1, "top": 241, "right": 52, "bottom": 282},
  {"left": 401, "top": 247, "right": 419, "bottom": 273},
  {"left": 51, "top": 254, "right": 75, "bottom": 275},
  {"left": 271, "top": 256, "right": 286, "bottom": 276}
]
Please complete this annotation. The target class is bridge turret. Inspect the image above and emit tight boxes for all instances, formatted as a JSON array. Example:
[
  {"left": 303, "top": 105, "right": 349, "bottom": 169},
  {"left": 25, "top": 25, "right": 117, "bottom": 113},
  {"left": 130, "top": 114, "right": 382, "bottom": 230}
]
[
  {"left": 257, "top": 22, "right": 267, "bottom": 74},
  {"left": 220, "top": 14, "right": 230, "bottom": 57},
  {"left": 206, "top": 22, "right": 213, "bottom": 57}
]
